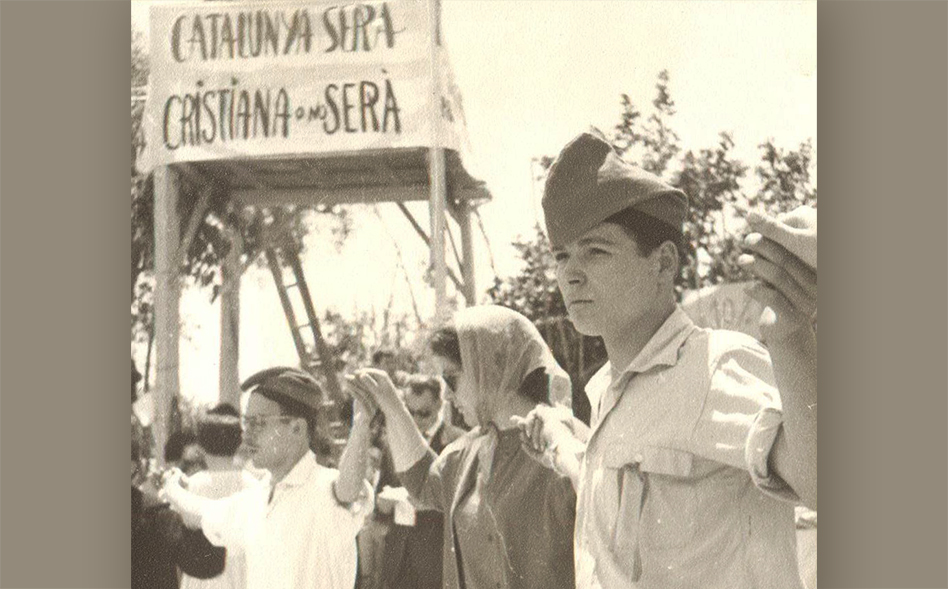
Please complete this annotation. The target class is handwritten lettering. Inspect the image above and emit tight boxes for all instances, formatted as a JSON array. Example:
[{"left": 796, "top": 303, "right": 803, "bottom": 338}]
[
  {"left": 169, "top": 3, "right": 402, "bottom": 62},
  {"left": 323, "top": 78, "right": 401, "bottom": 134},
  {"left": 322, "top": 3, "right": 399, "bottom": 53},
  {"left": 163, "top": 78, "right": 291, "bottom": 149},
  {"left": 163, "top": 76, "right": 402, "bottom": 150}
]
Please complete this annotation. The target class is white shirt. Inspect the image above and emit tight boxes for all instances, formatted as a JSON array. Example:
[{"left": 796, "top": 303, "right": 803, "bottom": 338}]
[
  {"left": 200, "top": 451, "right": 372, "bottom": 589},
  {"left": 180, "top": 469, "right": 249, "bottom": 589}
]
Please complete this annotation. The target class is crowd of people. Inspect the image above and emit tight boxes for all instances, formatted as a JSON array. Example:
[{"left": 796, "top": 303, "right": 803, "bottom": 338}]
[{"left": 132, "top": 129, "right": 817, "bottom": 589}]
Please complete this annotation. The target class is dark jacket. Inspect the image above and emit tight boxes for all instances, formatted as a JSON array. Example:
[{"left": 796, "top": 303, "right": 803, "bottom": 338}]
[
  {"left": 132, "top": 487, "right": 226, "bottom": 589},
  {"left": 399, "top": 428, "right": 576, "bottom": 589},
  {"left": 380, "top": 422, "right": 465, "bottom": 589}
]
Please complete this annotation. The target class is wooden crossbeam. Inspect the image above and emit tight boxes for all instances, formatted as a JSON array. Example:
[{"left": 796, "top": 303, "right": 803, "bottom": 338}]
[{"left": 395, "top": 202, "right": 465, "bottom": 292}]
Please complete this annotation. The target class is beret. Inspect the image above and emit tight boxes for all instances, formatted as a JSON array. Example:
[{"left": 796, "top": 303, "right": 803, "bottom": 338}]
[
  {"left": 542, "top": 128, "right": 688, "bottom": 247},
  {"left": 241, "top": 366, "right": 323, "bottom": 412}
]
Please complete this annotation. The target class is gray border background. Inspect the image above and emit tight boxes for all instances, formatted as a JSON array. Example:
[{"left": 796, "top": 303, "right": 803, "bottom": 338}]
[{"left": 1, "top": 1, "right": 946, "bottom": 587}]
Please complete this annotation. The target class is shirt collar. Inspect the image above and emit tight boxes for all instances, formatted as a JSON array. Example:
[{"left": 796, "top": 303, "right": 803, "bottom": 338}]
[
  {"left": 276, "top": 450, "right": 318, "bottom": 489},
  {"left": 589, "top": 305, "right": 696, "bottom": 389}
]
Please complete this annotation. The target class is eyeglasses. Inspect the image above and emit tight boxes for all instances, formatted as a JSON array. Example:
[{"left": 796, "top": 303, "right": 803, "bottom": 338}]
[{"left": 240, "top": 414, "right": 297, "bottom": 432}]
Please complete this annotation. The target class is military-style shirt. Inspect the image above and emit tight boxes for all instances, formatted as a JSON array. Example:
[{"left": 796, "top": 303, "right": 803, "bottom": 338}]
[{"left": 571, "top": 306, "right": 802, "bottom": 589}]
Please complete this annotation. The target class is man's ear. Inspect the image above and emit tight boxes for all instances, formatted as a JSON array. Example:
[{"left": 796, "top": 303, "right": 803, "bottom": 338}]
[{"left": 657, "top": 241, "right": 680, "bottom": 280}]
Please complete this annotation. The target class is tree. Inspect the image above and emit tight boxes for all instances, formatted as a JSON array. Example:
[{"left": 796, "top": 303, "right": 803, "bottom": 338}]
[{"left": 487, "top": 71, "right": 816, "bottom": 420}]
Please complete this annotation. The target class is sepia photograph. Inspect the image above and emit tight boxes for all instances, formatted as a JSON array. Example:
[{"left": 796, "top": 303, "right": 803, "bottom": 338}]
[{"left": 129, "top": 1, "right": 817, "bottom": 588}]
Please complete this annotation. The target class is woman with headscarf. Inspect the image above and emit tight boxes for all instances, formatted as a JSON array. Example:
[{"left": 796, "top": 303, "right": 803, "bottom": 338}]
[{"left": 348, "top": 305, "right": 576, "bottom": 589}]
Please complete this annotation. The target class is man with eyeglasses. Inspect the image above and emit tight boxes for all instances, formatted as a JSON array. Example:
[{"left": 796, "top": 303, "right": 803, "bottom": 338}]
[{"left": 161, "top": 367, "right": 375, "bottom": 589}]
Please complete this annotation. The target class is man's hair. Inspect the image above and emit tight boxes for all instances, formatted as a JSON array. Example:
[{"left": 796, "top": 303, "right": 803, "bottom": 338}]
[
  {"left": 429, "top": 327, "right": 462, "bottom": 367},
  {"left": 603, "top": 207, "right": 685, "bottom": 262},
  {"left": 255, "top": 389, "right": 318, "bottom": 438},
  {"left": 242, "top": 368, "right": 321, "bottom": 439},
  {"left": 519, "top": 367, "right": 553, "bottom": 405},
  {"left": 371, "top": 349, "right": 396, "bottom": 366},
  {"left": 405, "top": 374, "right": 443, "bottom": 401},
  {"left": 164, "top": 430, "right": 198, "bottom": 464},
  {"left": 197, "top": 404, "right": 242, "bottom": 457}
]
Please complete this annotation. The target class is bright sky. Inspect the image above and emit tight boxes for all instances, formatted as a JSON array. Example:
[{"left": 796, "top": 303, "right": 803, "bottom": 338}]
[{"left": 131, "top": 0, "right": 816, "bottom": 406}]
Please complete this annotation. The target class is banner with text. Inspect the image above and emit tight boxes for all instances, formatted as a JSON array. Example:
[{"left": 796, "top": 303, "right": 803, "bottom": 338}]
[{"left": 140, "top": 1, "right": 471, "bottom": 172}]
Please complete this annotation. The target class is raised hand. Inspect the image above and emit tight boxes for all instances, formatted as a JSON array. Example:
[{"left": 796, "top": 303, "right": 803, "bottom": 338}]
[
  {"left": 740, "top": 206, "right": 817, "bottom": 341},
  {"left": 746, "top": 206, "right": 817, "bottom": 270},
  {"left": 346, "top": 368, "right": 402, "bottom": 415},
  {"left": 512, "top": 405, "right": 578, "bottom": 460}
]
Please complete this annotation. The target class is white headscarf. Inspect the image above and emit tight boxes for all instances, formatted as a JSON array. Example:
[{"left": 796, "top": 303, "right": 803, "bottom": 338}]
[
  {"left": 454, "top": 305, "right": 572, "bottom": 421},
  {"left": 451, "top": 305, "right": 572, "bottom": 487}
]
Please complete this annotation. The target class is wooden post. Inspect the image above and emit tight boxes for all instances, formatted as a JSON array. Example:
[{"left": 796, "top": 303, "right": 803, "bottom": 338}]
[
  {"left": 458, "top": 201, "right": 476, "bottom": 305},
  {"left": 153, "top": 166, "right": 181, "bottom": 467},
  {"left": 219, "top": 226, "right": 242, "bottom": 409},
  {"left": 428, "top": 0, "right": 447, "bottom": 320}
]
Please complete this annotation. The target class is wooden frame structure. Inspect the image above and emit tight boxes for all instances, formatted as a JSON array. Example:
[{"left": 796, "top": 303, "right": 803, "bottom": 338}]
[
  {"left": 148, "top": 0, "right": 489, "bottom": 464},
  {"left": 151, "top": 149, "right": 489, "bottom": 464}
]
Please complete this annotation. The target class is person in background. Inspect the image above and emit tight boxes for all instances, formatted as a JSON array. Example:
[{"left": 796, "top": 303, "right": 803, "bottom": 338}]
[
  {"left": 133, "top": 434, "right": 227, "bottom": 589},
  {"left": 371, "top": 349, "right": 401, "bottom": 383},
  {"left": 132, "top": 434, "right": 182, "bottom": 589},
  {"left": 164, "top": 430, "right": 207, "bottom": 477},
  {"left": 161, "top": 367, "right": 374, "bottom": 589},
  {"left": 402, "top": 375, "right": 465, "bottom": 453},
  {"left": 179, "top": 404, "right": 247, "bottom": 589},
  {"left": 348, "top": 305, "right": 576, "bottom": 589},
  {"left": 376, "top": 375, "right": 464, "bottom": 589},
  {"left": 517, "top": 129, "right": 813, "bottom": 588}
]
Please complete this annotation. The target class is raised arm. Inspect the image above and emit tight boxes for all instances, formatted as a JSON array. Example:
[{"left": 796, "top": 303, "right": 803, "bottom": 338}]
[
  {"left": 740, "top": 206, "right": 818, "bottom": 509},
  {"left": 347, "top": 369, "right": 443, "bottom": 507},
  {"left": 348, "top": 369, "right": 433, "bottom": 471},
  {"left": 333, "top": 392, "right": 375, "bottom": 505},
  {"left": 159, "top": 469, "right": 212, "bottom": 530},
  {"left": 761, "top": 326, "right": 818, "bottom": 510}
]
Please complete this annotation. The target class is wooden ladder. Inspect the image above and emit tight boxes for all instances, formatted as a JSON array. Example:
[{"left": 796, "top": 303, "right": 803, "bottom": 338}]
[{"left": 263, "top": 228, "right": 349, "bottom": 461}]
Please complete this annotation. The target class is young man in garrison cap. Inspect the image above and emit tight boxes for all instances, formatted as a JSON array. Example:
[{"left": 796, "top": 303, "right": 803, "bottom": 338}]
[
  {"left": 161, "top": 367, "right": 375, "bottom": 589},
  {"left": 517, "top": 129, "right": 815, "bottom": 589}
]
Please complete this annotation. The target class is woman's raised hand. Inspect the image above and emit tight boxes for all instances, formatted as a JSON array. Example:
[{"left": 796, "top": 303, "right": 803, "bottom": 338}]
[{"left": 346, "top": 368, "right": 401, "bottom": 415}]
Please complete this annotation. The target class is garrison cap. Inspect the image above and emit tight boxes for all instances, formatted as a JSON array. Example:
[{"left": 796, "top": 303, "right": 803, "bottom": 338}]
[
  {"left": 241, "top": 366, "right": 323, "bottom": 412},
  {"left": 542, "top": 128, "right": 688, "bottom": 248}
]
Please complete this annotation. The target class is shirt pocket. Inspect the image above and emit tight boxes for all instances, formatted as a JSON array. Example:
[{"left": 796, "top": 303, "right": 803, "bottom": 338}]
[
  {"left": 603, "top": 445, "right": 698, "bottom": 554},
  {"left": 638, "top": 446, "right": 698, "bottom": 551}
]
